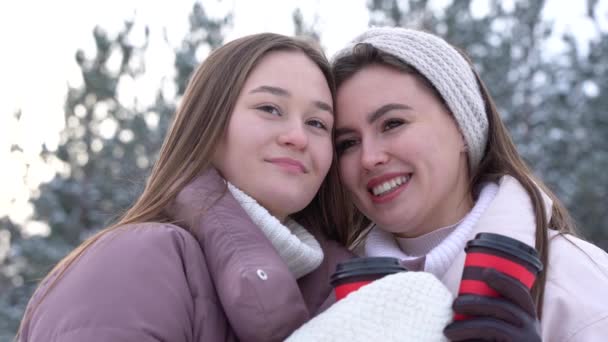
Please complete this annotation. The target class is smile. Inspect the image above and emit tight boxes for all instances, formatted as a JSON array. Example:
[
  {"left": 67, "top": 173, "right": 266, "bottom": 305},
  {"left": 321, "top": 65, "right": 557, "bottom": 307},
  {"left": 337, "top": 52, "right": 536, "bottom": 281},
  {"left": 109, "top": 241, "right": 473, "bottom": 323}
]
[
  {"left": 266, "top": 157, "right": 308, "bottom": 174},
  {"left": 366, "top": 174, "right": 411, "bottom": 203},
  {"left": 370, "top": 175, "right": 409, "bottom": 196}
]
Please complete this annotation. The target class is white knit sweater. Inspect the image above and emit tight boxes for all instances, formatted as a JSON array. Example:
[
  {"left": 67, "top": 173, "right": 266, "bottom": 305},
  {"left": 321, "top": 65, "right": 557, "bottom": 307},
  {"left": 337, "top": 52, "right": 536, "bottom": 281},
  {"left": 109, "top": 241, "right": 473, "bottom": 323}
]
[
  {"left": 287, "top": 272, "right": 453, "bottom": 342},
  {"left": 284, "top": 184, "right": 500, "bottom": 341},
  {"left": 227, "top": 183, "right": 324, "bottom": 279},
  {"left": 366, "top": 182, "right": 499, "bottom": 277}
]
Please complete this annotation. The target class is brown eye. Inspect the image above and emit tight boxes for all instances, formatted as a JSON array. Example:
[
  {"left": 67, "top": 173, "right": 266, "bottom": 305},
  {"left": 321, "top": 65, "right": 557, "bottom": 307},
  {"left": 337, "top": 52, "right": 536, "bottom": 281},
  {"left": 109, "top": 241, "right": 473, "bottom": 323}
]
[
  {"left": 336, "top": 139, "right": 358, "bottom": 155},
  {"left": 257, "top": 105, "right": 282, "bottom": 116},
  {"left": 307, "top": 119, "right": 328, "bottom": 130},
  {"left": 382, "top": 119, "right": 404, "bottom": 131}
]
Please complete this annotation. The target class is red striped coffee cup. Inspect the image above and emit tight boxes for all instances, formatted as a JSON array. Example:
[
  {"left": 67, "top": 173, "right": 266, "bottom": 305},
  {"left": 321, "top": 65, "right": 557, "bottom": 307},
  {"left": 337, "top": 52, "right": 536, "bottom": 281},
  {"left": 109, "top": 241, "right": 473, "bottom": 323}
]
[
  {"left": 455, "top": 232, "right": 543, "bottom": 320},
  {"left": 330, "top": 257, "right": 407, "bottom": 301}
]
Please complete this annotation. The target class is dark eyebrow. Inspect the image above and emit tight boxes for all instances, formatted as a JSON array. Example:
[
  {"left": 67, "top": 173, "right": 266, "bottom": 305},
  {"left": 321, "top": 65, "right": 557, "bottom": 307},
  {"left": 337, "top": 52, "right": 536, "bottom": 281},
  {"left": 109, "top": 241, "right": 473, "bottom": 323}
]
[
  {"left": 368, "top": 103, "right": 412, "bottom": 124},
  {"left": 314, "top": 100, "right": 334, "bottom": 115},
  {"left": 250, "top": 85, "right": 333, "bottom": 115},
  {"left": 335, "top": 103, "right": 412, "bottom": 139},
  {"left": 249, "top": 85, "right": 291, "bottom": 97}
]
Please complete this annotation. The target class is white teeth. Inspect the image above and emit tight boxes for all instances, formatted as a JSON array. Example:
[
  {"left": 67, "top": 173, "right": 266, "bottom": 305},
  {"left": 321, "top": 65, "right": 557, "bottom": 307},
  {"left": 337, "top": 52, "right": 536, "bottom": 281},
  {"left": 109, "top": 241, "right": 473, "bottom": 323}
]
[{"left": 371, "top": 176, "right": 409, "bottom": 196}]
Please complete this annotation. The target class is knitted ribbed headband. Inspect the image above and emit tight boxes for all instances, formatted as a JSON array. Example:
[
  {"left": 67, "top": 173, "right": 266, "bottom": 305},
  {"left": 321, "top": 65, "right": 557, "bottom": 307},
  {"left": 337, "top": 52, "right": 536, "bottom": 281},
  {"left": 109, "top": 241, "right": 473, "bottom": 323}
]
[{"left": 332, "top": 27, "right": 489, "bottom": 170}]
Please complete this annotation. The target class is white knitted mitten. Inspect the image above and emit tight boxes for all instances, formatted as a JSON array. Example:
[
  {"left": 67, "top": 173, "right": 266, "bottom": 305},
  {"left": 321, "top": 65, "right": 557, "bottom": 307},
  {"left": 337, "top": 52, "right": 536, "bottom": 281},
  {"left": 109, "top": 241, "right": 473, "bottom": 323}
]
[{"left": 286, "top": 272, "right": 453, "bottom": 342}]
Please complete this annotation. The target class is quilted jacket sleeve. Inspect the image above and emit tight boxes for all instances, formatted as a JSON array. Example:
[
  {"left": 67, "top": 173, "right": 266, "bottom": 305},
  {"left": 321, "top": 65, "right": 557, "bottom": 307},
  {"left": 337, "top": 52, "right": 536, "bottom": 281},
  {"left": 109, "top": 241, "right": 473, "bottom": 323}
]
[{"left": 22, "top": 225, "right": 201, "bottom": 342}]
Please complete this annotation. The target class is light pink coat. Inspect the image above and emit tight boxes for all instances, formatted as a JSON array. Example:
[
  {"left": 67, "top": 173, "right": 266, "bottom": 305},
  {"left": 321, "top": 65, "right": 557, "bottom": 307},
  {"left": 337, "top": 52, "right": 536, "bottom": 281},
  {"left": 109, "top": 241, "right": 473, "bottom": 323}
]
[{"left": 440, "top": 176, "right": 608, "bottom": 341}]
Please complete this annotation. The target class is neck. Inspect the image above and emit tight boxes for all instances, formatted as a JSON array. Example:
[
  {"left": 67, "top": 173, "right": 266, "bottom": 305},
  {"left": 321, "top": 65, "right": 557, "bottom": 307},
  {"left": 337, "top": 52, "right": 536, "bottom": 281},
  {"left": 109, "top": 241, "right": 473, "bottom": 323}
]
[
  {"left": 395, "top": 193, "right": 473, "bottom": 239},
  {"left": 397, "top": 162, "right": 474, "bottom": 238},
  {"left": 258, "top": 201, "right": 287, "bottom": 223}
]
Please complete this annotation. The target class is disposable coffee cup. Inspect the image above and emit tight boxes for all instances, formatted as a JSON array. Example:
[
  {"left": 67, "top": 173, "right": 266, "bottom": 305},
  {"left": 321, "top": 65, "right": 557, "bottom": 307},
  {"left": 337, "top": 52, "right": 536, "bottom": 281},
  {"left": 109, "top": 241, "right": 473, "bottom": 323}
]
[
  {"left": 330, "top": 257, "right": 407, "bottom": 301},
  {"left": 456, "top": 232, "right": 543, "bottom": 320}
]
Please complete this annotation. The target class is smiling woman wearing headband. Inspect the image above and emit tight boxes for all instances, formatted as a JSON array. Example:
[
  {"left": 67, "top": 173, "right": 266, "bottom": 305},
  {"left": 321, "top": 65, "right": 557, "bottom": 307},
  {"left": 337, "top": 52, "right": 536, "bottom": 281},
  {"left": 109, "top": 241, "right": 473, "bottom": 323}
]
[{"left": 331, "top": 26, "right": 608, "bottom": 341}]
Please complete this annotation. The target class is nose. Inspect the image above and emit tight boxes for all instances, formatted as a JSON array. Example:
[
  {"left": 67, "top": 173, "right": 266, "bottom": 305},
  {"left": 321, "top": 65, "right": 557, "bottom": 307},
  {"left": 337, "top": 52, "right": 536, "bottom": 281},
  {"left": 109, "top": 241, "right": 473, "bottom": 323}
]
[
  {"left": 360, "top": 140, "right": 389, "bottom": 171},
  {"left": 277, "top": 123, "right": 308, "bottom": 150}
]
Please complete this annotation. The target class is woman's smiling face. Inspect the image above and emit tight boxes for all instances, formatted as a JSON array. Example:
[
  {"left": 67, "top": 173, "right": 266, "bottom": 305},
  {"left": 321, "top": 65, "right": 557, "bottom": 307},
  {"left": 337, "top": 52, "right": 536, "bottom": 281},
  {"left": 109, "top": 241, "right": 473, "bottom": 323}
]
[
  {"left": 335, "top": 64, "right": 473, "bottom": 237},
  {"left": 213, "top": 50, "right": 334, "bottom": 222}
]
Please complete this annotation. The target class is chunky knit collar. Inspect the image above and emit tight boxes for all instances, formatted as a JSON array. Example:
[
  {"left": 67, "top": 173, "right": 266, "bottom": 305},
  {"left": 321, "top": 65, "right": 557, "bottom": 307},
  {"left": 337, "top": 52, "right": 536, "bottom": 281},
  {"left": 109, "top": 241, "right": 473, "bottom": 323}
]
[
  {"left": 227, "top": 183, "right": 324, "bottom": 279},
  {"left": 365, "top": 182, "right": 499, "bottom": 277}
]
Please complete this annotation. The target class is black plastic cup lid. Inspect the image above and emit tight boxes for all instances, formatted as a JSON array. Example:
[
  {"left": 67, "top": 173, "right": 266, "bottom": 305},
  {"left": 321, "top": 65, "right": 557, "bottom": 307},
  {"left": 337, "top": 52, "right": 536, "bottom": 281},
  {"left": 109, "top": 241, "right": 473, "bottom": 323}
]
[
  {"left": 330, "top": 257, "right": 406, "bottom": 285},
  {"left": 466, "top": 233, "right": 543, "bottom": 272}
]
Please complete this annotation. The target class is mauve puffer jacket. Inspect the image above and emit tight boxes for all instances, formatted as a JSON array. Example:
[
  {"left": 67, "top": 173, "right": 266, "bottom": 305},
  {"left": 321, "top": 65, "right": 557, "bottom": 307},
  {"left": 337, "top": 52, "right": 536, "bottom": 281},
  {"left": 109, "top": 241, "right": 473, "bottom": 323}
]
[{"left": 20, "top": 169, "right": 353, "bottom": 341}]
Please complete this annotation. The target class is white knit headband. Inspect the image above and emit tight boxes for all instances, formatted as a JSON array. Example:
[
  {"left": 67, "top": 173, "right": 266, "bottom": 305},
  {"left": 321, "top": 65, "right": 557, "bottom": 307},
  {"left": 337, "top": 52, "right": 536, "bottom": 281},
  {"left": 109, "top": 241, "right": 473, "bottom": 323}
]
[{"left": 332, "top": 27, "right": 489, "bottom": 170}]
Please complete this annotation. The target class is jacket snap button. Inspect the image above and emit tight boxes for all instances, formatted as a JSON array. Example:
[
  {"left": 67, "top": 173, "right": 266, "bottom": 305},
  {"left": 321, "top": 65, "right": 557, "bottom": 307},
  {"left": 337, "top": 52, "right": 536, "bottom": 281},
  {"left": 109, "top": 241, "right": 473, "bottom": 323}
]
[{"left": 256, "top": 269, "right": 268, "bottom": 280}]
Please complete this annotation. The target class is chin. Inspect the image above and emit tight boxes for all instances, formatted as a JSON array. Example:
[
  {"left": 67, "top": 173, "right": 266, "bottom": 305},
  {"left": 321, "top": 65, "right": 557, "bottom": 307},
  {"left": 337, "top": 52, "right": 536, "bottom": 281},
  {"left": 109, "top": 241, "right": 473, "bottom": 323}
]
[
  {"left": 279, "top": 199, "right": 310, "bottom": 214},
  {"left": 263, "top": 193, "right": 312, "bottom": 216},
  {"left": 379, "top": 224, "right": 405, "bottom": 235},
  {"left": 366, "top": 214, "right": 403, "bottom": 233}
]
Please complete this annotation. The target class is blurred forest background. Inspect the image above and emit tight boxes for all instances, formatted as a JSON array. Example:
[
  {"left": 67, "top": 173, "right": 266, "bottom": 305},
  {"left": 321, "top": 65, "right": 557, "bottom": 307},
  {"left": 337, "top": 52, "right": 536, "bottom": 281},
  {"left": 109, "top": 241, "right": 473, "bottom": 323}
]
[{"left": 2, "top": 0, "right": 608, "bottom": 339}]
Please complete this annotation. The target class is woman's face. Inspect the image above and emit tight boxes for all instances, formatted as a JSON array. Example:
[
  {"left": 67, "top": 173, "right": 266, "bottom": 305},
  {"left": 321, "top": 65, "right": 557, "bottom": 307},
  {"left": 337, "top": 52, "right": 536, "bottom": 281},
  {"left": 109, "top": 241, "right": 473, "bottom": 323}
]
[
  {"left": 213, "top": 50, "right": 334, "bottom": 221},
  {"left": 335, "top": 64, "right": 472, "bottom": 237}
]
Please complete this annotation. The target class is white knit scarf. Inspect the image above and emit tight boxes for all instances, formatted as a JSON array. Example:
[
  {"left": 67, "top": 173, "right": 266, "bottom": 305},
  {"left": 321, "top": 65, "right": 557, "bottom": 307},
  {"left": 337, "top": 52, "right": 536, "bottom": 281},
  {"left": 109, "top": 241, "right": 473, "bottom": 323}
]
[
  {"left": 365, "top": 182, "right": 498, "bottom": 277},
  {"left": 227, "top": 183, "right": 324, "bottom": 279}
]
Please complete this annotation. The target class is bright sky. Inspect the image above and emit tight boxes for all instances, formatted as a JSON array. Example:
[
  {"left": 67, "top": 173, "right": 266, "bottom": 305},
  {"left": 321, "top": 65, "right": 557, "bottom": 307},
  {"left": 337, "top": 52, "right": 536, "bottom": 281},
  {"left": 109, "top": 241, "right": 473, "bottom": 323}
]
[
  {"left": 0, "top": 0, "right": 604, "bottom": 234},
  {"left": 0, "top": 0, "right": 370, "bottom": 232}
]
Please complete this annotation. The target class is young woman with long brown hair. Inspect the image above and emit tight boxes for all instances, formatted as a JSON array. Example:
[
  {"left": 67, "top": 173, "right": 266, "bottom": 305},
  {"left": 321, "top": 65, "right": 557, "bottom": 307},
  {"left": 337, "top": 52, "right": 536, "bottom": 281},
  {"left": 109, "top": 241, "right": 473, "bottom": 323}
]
[
  {"left": 331, "top": 27, "right": 608, "bottom": 341},
  {"left": 17, "top": 33, "right": 354, "bottom": 341}
]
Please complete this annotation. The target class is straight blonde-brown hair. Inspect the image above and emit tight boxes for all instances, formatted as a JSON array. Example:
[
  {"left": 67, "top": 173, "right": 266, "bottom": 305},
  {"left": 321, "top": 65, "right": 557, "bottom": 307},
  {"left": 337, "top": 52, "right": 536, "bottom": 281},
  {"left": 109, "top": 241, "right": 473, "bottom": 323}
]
[
  {"left": 18, "top": 32, "right": 353, "bottom": 338},
  {"left": 331, "top": 43, "right": 577, "bottom": 318}
]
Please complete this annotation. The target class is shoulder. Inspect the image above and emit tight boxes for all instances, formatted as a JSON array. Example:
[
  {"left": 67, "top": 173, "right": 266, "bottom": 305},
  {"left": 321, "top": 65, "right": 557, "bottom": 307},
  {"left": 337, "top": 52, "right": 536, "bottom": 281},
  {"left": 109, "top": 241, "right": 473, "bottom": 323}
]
[
  {"left": 25, "top": 223, "right": 208, "bottom": 341},
  {"left": 542, "top": 232, "right": 608, "bottom": 341},
  {"left": 83, "top": 222, "right": 210, "bottom": 297},
  {"left": 73, "top": 222, "right": 206, "bottom": 277},
  {"left": 549, "top": 231, "right": 608, "bottom": 264},
  {"left": 94, "top": 222, "right": 202, "bottom": 260},
  {"left": 546, "top": 232, "right": 608, "bottom": 284}
]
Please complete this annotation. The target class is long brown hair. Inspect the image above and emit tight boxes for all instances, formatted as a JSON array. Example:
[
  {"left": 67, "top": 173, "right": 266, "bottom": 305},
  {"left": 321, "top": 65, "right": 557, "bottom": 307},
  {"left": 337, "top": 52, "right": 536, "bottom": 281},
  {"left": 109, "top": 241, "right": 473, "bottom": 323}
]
[
  {"left": 18, "top": 33, "right": 352, "bottom": 336},
  {"left": 331, "top": 43, "right": 577, "bottom": 318}
]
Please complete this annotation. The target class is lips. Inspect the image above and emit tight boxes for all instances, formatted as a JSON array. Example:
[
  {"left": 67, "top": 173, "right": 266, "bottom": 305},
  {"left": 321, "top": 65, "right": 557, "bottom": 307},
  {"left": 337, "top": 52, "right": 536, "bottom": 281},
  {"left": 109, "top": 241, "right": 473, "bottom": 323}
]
[
  {"left": 366, "top": 172, "right": 410, "bottom": 190},
  {"left": 266, "top": 157, "right": 308, "bottom": 173},
  {"left": 365, "top": 172, "right": 411, "bottom": 204}
]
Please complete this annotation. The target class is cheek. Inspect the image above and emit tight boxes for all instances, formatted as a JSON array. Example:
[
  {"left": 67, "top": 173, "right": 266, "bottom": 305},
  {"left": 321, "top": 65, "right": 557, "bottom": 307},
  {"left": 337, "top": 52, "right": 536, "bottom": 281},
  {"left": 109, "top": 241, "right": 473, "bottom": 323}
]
[
  {"left": 312, "top": 139, "right": 334, "bottom": 174},
  {"left": 218, "top": 122, "right": 257, "bottom": 170},
  {"left": 405, "top": 128, "right": 443, "bottom": 159},
  {"left": 211, "top": 138, "right": 228, "bottom": 170},
  {"left": 321, "top": 143, "right": 334, "bottom": 173}
]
